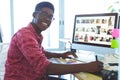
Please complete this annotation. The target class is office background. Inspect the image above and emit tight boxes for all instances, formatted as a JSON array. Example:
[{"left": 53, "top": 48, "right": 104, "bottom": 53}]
[
  {"left": 0, "top": 0, "right": 119, "bottom": 49},
  {"left": 0, "top": 0, "right": 120, "bottom": 80}
]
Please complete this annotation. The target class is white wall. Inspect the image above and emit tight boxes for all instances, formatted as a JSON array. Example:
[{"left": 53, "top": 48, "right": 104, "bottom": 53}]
[{"left": 64, "top": 0, "right": 105, "bottom": 39}]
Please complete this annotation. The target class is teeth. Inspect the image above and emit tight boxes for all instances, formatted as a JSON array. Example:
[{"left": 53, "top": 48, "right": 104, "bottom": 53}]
[{"left": 42, "top": 22, "right": 47, "bottom": 26}]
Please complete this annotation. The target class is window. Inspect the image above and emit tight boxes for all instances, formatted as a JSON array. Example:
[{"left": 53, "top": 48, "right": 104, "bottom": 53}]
[
  {"left": 0, "top": 0, "right": 59, "bottom": 49},
  {"left": 0, "top": 0, "right": 11, "bottom": 43}
]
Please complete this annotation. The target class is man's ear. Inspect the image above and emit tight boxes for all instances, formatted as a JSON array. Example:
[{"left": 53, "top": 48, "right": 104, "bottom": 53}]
[{"left": 32, "top": 12, "right": 37, "bottom": 18}]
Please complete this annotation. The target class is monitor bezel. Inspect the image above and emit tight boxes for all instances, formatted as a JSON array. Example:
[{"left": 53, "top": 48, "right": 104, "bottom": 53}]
[{"left": 72, "top": 13, "right": 118, "bottom": 48}]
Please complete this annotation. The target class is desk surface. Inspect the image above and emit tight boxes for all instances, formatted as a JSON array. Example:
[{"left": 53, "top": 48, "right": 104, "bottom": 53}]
[
  {"left": 52, "top": 58, "right": 102, "bottom": 80},
  {"left": 73, "top": 72, "right": 102, "bottom": 80}
]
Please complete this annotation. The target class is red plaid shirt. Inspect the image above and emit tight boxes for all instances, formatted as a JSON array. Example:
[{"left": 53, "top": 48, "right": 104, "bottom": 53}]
[{"left": 4, "top": 23, "right": 51, "bottom": 80}]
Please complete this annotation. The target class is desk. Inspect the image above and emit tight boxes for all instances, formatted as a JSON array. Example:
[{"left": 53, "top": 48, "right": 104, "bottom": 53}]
[
  {"left": 53, "top": 58, "right": 102, "bottom": 80},
  {"left": 73, "top": 72, "right": 101, "bottom": 80}
]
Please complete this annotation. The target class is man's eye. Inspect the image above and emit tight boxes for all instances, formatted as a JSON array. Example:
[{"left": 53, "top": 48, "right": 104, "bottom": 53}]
[{"left": 41, "top": 13, "right": 48, "bottom": 16}]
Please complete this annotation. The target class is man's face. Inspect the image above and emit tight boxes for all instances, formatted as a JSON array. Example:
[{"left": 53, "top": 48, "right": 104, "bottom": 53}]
[{"left": 33, "top": 7, "right": 54, "bottom": 31}]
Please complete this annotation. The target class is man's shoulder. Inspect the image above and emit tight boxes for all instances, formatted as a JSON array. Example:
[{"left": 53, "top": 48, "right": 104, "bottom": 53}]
[{"left": 18, "top": 24, "right": 33, "bottom": 33}]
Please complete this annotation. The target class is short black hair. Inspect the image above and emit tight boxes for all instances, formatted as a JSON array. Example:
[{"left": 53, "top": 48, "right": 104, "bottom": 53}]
[{"left": 35, "top": 1, "right": 54, "bottom": 12}]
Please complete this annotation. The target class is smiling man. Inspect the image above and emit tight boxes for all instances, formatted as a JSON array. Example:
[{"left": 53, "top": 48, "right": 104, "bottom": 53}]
[{"left": 4, "top": 1, "right": 103, "bottom": 80}]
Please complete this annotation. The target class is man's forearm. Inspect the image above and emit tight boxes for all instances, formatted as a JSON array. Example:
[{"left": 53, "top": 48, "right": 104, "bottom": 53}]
[
  {"left": 46, "top": 63, "right": 87, "bottom": 75},
  {"left": 45, "top": 51, "right": 62, "bottom": 59}
]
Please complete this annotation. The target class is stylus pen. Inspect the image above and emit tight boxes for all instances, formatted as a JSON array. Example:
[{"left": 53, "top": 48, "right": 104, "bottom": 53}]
[{"left": 95, "top": 55, "right": 98, "bottom": 61}]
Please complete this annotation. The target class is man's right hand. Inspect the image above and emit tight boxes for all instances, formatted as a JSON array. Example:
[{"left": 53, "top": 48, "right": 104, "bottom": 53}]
[{"left": 85, "top": 61, "right": 103, "bottom": 73}]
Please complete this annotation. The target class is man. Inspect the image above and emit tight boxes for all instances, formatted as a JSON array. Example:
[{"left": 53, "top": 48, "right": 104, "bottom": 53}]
[{"left": 4, "top": 1, "right": 103, "bottom": 80}]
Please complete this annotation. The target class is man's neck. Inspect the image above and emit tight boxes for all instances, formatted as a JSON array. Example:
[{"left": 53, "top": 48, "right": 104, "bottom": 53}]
[{"left": 31, "top": 22, "right": 41, "bottom": 34}]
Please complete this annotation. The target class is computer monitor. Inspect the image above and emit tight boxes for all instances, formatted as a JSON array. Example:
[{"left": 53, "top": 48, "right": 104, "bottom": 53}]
[{"left": 72, "top": 13, "right": 119, "bottom": 48}]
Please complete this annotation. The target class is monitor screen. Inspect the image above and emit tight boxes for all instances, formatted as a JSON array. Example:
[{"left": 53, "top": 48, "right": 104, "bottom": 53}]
[{"left": 72, "top": 13, "right": 118, "bottom": 47}]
